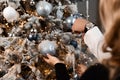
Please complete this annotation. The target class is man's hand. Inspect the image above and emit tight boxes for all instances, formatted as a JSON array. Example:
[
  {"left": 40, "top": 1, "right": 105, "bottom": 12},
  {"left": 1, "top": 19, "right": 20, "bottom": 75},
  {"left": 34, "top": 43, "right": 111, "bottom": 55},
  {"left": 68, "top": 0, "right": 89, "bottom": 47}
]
[
  {"left": 76, "top": 64, "right": 87, "bottom": 76},
  {"left": 72, "top": 18, "right": 89, "bottom": 32}
]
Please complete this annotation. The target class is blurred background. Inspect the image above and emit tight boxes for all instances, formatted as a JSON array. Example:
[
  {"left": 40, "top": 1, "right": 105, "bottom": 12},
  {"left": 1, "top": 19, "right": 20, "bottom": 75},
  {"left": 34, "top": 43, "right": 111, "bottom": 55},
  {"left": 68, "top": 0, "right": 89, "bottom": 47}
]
[{"left": 78, "top": 0, "right": 101, "bottom": 29}]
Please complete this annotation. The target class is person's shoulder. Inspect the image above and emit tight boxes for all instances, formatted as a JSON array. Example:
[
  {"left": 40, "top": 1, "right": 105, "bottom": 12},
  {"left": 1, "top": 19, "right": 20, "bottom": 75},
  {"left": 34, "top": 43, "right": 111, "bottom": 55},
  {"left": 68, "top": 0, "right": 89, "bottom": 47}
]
[{"left": 80, "top": 63, "right": 109, "bottom": 80}]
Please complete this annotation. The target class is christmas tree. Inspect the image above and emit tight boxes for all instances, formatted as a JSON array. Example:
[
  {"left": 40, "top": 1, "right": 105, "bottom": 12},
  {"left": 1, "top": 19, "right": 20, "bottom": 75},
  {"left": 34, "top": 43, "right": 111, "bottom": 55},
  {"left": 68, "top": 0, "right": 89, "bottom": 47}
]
[{"left": 0, "top": 0, "right": 97, "bottom": 80}]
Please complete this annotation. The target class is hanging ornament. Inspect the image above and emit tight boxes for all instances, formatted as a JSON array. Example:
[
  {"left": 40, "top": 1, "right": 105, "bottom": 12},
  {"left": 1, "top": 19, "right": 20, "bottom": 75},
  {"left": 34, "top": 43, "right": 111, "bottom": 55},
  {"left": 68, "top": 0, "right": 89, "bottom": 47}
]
[
  {"left": 70, "top": 40, "right": 78, "bottom": 48},
  {"left": 3, "top": 6, "right": 19, "bottom": 22},
  {"left": 56, "top": 2, "right": 63, "bottom": 19},
  {"left": 7, "top": 0, "right": 21, "bottom": 9},
  {"left": 56, "top": 8, "right": 63, "bottom": 19},
  {"left": 36, "top": 0, "right": 53, "bottom": 17},
  {"left": 38, "top": 40, "right": 58, "bottom": 56},
  {"left": 65, "top": 14, "right": 76, "bottom": 29},
  {"left": 28, "top": 28, "right": 38, "bottom": 41},
  {"left": 8, "top": 33, "right": 15, "bottom": 37},
  {"left": 30, "top": 0, "right": 35, "bottom": 6},
  {"left": 65, "top": 13, "right": 83, "bottom": 29}
]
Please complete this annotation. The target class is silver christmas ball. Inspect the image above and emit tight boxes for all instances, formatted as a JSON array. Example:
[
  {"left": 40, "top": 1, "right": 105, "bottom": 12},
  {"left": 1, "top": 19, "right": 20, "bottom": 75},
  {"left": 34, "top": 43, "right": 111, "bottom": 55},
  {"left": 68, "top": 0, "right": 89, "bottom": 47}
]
[
  {"left": 65, "top": 15, "right": 76, "bottom": 29},
  {"left": 30, "top": 0, "right": 35, "bottom": 6},
  {"left": 28, "top": 28, "right": 38, "bottom": 41},
  {"left": 38, "top": 40, "right": 57, "bottom": 55},
  {"left": 3, "top": 6, "right": 19, "bottom": 22},
  {"left": 36, "top": 1, "right": 53, "bottom": 17},
  {"left": 65, "top": 13, "right": 83, "bottom": 29}
]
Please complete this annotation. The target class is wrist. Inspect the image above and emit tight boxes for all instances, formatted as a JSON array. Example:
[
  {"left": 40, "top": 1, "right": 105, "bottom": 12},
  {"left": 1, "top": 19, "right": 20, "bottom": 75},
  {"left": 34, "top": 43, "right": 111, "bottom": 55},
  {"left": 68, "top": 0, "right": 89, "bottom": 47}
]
[
  {"left": 84, "top": 22, "right": 95, "bottom": 33},
  {"left": 53, "top": 60, "right": 64, "bottom": 66}
]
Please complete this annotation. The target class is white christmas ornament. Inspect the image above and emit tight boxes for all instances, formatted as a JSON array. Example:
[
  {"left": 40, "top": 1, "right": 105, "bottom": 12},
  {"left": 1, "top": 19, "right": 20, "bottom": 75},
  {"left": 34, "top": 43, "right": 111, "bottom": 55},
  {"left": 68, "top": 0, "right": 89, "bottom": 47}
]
[
  {"left": 38, "top": 40, "right": 58, "bottom": 55},
  {"left": 3, "top": 6, "right": 19, "bottom": 22},
  {"left": 36, "top": 1, "right": 53, "bottom": 17}
]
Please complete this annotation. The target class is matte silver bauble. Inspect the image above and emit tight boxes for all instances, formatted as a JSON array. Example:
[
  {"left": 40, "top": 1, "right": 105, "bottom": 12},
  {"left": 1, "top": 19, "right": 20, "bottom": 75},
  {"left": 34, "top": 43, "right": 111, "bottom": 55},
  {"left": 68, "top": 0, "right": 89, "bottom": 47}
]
[
  {"left": 36, "top": 1, "right": 53, "bottom": 17},
  {"left": 38, "top": 40, "right": 57, "bottom": 56}
]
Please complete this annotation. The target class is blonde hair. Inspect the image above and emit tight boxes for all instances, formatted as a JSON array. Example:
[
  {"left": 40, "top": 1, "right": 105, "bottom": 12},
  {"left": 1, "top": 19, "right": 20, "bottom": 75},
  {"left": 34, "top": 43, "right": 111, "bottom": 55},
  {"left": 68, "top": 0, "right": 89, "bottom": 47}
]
[{"left": 100, "top": 0, "right": 120, "bottom": 66}]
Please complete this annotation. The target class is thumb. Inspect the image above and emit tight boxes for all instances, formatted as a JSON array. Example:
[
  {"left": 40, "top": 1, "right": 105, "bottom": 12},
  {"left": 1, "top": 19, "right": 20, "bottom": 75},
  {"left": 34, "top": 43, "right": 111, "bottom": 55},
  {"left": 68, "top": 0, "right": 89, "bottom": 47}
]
[
  {"left": 46, "top": 53, "right": 52, "bottom": 58},
  {"left": 43, "top": 57, "right": 49, "bottom": 63}
]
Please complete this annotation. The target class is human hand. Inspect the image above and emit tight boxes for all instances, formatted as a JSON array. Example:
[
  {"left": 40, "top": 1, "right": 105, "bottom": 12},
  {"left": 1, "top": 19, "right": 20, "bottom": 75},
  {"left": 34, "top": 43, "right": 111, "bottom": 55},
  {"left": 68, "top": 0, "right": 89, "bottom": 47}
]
[
  {"left": 43, "top": 54, "right": 63, "bottom": 66},
  {"left": 72, "top": 18, "right": 89, "bottom": 32},
  {"left": 76, "top": 64, "right": 87, "bottom": 76}
]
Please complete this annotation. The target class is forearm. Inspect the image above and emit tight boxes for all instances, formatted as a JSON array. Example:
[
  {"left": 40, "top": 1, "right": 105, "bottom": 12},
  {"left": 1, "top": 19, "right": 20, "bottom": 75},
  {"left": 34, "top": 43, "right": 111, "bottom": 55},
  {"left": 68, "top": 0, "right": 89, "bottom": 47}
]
[{"left": 55, "top": 63, "right": 70, "bottom": 80}]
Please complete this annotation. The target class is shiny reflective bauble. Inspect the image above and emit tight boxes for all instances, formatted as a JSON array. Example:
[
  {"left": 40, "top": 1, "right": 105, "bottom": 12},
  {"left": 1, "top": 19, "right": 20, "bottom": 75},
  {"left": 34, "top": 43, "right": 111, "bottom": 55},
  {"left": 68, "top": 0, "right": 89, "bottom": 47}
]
[
  {"left": 3, "top": 6, "right": 19, "bottom": 22},
  {"left": 28, "top": 29, "right": 38, "bottom": 41},
  {"left": 73, "top": 13, "right": 84, "bottom": 19},
  {"left": 36, "top": 1, "right": 53, "bottom": 17},
  {"left": 65, "top": 15, "right": 76, "bottom": 29},
  {"left": 28, "top": 34, "right": 38, "bottom": 41},
  {"left": 38, "top": 40, "right": 57, "bottom": 56},
  {"left": 70, "top": 40, "right": 78, "bottom": 48},
  {"left": 8, "top": 33, "right": 15, "bottom": 37},
  {"left": 30, "top": 0, "right": 35, "bottom": 6},
  {"left": 65, "top": 13, "right": 83, "bottom": 29}
]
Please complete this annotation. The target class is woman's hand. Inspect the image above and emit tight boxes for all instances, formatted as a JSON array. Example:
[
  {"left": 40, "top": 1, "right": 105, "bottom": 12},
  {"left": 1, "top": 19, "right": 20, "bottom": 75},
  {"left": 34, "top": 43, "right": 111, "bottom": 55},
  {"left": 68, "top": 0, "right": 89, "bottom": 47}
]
[
  {"left": 76, "top": 64, "right": 87, "bottom": 76},
  {"left": 72, "top": 18, "right": 89, "bottom": 32},
  {"left": 43, "top": 54, "right": 63, "bottom": 66}
]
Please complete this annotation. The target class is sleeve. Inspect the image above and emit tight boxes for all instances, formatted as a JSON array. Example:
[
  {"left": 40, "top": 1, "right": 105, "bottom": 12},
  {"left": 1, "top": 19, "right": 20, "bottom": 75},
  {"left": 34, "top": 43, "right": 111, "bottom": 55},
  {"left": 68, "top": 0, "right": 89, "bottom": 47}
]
[
  {"left": 84, "top": 27, "right": 111, "bottom": 62},
  {"left": 80, "top": 63, "right": 109, "bottom": 80},
  {"left": 55, "top": 63, "right": 70, "bottom": 80}
]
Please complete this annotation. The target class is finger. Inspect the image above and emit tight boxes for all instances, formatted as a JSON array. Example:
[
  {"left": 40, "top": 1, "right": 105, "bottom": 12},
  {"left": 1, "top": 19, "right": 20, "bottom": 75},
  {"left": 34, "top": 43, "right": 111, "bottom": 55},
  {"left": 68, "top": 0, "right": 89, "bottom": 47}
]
[
  {"left": 46, "top": 54, "right": 52, "bottom": 58},
  {"left": 72, "top": 23, "right": 76, "bottom": 31},
  {"left": 43, "top": 57, "right": 49, "bottom": 63}
]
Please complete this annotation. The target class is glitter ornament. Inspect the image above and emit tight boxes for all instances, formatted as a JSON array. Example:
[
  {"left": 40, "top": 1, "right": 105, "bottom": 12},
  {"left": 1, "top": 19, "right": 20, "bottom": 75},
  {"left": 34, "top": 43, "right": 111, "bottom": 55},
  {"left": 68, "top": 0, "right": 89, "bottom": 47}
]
[
  {"left": 38, "top": 40, "right": 57, "bottom": 56},
  {"left": 3, "top": 6, "right": 19, "bottom": 22},
  {"left": 36, "top": 1, "right": 53, "bottom": 17}
]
